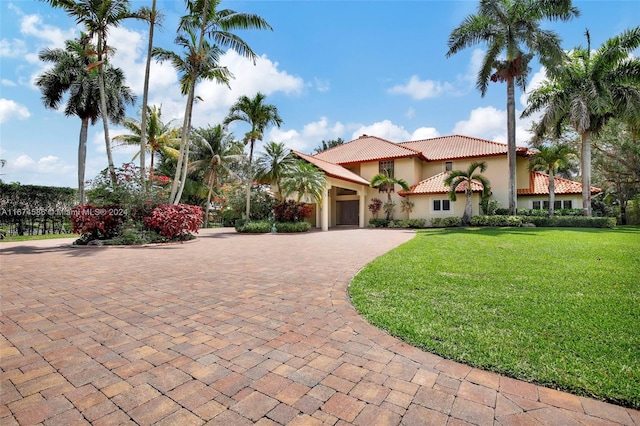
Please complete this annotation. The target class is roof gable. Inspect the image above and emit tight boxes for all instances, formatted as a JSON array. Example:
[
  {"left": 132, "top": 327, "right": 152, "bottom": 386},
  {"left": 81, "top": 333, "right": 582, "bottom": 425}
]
[
  {"left": 398, "top": 171, "right": 485, "bottom": 195},
  {"left": 313, "top": 134, "right": 423, "bottom": 165},
  {"left": 400, "top": 135, "right": 533, "bottom": 161},
  {"left": 293, "top": 150, "right": 370, "bottom": 186}
]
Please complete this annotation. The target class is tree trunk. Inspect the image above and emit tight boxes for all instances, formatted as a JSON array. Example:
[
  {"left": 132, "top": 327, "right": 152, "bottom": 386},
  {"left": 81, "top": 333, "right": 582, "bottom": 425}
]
[
  {"left": 463, "top": 189, "right": 472, "bottom": 225},
  {"left": 78, "top": 117, "right": 89, "bottom": 205},
  {"left": 506, "top": 76, "right": 517, "bottom": 215},
  {"left": 581, "top": 131, "right": 592, "bottom": 216},
  {"left": 97, "top": 32, "right": 116, "bottom": 184},
  {"left": 245, "top": 138, "right": 255, "bottom": 223},
  {"left": 204, "top": 169, "right": 216, "bottom": 228},
  {"left": 139, "top": 0, "right": 156, "bottom": 184},
  {"left": 169, "top": 76, "right": 196, "bottom": 204},
  {"left": 548, "top": 169, "right": 555, "bottom": 216}
]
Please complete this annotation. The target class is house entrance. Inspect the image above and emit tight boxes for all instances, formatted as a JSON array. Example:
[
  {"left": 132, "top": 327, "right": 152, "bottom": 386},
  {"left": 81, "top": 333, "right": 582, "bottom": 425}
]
[{"left": 336, "top": 200, "right": 359, "bottom": 225}]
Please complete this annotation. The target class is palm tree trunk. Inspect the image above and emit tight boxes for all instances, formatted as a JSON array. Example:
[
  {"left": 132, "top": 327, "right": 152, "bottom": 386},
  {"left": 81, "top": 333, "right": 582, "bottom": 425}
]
[
  {"left": 463, "top": 190, "right": 472, "bottom": 225},
  {"left": 245, "top": 138, "right": 255, "bottom": 222},
  {"left": 78, "top": 117, "right": 89, "bottom": 205},
  {"left": 581, "top": 131, "right": 592, "bottom": 216},
  {"left": 204, "top": 170, "right": 216, "bottom": 228},
  {"left": 97, "top": 32, "right": 116, "bottom": 184},
  {"left": 549, "top": 169, "right": 555, "bottom": 216},
  {"left": 506, "top": 76, "right": 517, "bottom": 215},
  {"left": 139, "top": 0, "right": 157, "bottom": 184}
]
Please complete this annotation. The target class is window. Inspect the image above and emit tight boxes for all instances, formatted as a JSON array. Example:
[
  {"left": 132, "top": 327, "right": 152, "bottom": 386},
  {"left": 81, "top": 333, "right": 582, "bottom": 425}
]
[
  {"left": 563, "top": 200, "right": 572, "bottom": 209},
  {"left": 533, "top": 201, "right": 541, "bottom": 209},
  {"left": 433, "top": 199, "right": 451, "bottom": 211},
  {"left": 378, "top": 160, "right": 395, "bottom": 193},
  {"left": 445, "top": 161, "right": 453, "bottom": 172},
  {"left": 533, "top": 200, "right": 573, "bottom": 209}
]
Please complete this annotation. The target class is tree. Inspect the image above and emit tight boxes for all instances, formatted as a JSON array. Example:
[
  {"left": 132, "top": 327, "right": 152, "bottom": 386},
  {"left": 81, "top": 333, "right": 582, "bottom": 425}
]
[
  {"left": 522, "top": 27, "right": 640, "bottom": 215},
  {"left": 529, "top": 144, "right": 574, "bottom": 215},
  {"left": 444, "top": 161, "right": 491, "bottom": 225},
  {"left": 254, "top": 141, "right": 296, "bottom": 200},
  {"left": 370, "top": 169, "right": 410, "bottom": 220},
  {"left": 43, "top": 0, "right": 136, "bottom": 183},
  {"left": 36, "top": 37, "right": 135, "bottom": 204},
  {"left": 280, "top": 161, "right": 326, "bottom": 205},
  {"left": 153, "top": 0, "right": 271, "bottom": 205},
  {"left": 313, "top": 138, "right": 345, "bottom": 154},
  {"left": 112, "top": 105, "right": 179, "bottom": 172},
  {"left": 188, "top": 125, "right": 243, "bottom": 227},
  {"left": 224, "top": 93, "right": 283, "bottom": 222},
  {"left": 446, "top": 0, "right": 579, "bottom": 215}
]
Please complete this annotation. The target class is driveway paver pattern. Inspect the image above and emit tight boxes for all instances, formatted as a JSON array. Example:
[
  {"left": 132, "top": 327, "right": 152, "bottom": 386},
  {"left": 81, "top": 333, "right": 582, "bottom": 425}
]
[{"left": 1, "top": 228, "right": 638, "bottom": 425}]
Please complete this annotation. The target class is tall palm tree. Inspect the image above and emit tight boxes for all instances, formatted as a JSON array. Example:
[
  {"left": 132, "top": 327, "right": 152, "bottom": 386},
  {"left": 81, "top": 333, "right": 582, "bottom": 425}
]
[
  {"left": 112, "top": 105, "right": 179, "bottom": 172},
  {"left": 36, "top": 37, "right": 135, "bottom": 204},
  {"left": 224, "top": 93, "right": 283, "bottom": 222},
  {"left": 43, "top": 0, "right": 136, "bottom": 183},
  {"left": 370, "top": 169, "right": 410, "bottom": 220},
  {"left": 446, "top": 0, "right": 579, "bottom": 215},
  {"left": 444, "top": 161, "right": 491, "bottom": 225},
  {"left": 522, "top": 27, "right": 640, "bottom": 216},
  {"left": 529, "top": 144, "right": 574, "bottom": 215},
  {"left": 280, "top": 161, "right": 326, "bottom": 205},
  {"left": 153, "top": 0, "right": 272, "bottom": 205},
  {"left": 188, "top": 125, "right": 244, "bottom": 226},
  {"left": 254, "top": 141, "right": 295, "bottom": 200}
]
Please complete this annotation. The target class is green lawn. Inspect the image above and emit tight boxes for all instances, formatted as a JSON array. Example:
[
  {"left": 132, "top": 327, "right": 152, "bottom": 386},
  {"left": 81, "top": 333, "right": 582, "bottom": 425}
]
[
  {"left": 0, "top": 233, "right": 79, "bottom": 243},
  {"left": 349, "top": 226, "right": 640, "bottom": 408}
]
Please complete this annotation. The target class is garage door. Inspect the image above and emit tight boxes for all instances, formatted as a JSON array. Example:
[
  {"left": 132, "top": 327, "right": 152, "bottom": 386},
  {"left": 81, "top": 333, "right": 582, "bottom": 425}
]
[{"left": 337, "top": 200, "right": 359, "bottom": 225}]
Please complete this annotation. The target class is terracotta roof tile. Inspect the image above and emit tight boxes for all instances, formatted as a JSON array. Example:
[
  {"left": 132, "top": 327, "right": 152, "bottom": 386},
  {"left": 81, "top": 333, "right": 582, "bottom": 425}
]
[
  {"left": 398, "top": 172, "right": 485, "bottom": 195},
  {"left": 518, "top": 171, "right": 601, "bottom": 195},
  {"left": 293, "top": 150, "right": 370, "bottom": 186},
  {"left": 399, "top": 135, "right": 532, "bottom": 160},
  {"left": 313, "top": 134, "right": 423, "bottom": 165}
]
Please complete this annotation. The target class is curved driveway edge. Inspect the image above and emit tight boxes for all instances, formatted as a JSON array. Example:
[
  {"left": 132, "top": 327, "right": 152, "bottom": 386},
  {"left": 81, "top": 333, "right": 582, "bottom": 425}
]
[{"left": 1, "top": 228, "right": 638, "bottom": 425}]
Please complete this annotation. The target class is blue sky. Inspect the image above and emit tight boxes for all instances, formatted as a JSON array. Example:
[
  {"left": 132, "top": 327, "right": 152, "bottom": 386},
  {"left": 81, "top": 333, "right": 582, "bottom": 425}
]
[{"left": 1, "top": 0, "right": 638, "bottom": 188}]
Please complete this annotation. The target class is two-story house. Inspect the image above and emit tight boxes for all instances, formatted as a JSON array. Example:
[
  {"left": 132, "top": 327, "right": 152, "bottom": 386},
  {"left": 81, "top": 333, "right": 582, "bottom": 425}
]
[{"left": 285, "top": 134, "right": 598, "bottom": 231}]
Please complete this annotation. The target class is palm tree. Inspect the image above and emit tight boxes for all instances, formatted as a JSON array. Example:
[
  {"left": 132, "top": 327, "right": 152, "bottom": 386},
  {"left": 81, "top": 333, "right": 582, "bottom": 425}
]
[
  {"left": 153, "top": 0, "right": 272, "bottom": 205},
  {"left": 370, "top": 169, "right": 410, "bottom": 220},
  {"left": 43, "top": 0, "right": 136, "bottom": 183},
  {"left": 444, "top": 161, "right": 491, "bottom": 225},
  {"left": 522, "top": 28, "right": 640, "bottom": 216},
  {"left": 280, "top": 161, "right": 326, "bottom": 205},
  {"left": 446, "top": 0, "right": 579, "bottom": 215},
  {"left": 36, "top": 37, "right": 135, "bottom": 204},
  {"left": 254, "top": 141, "right": 296, "bottom": 200},
  {"left": 188, "top": 125, "right": 244, "bottom": 226},
  {"left": 224, "top": 93, "right": 283, "bottom": 222},
  {"left": 529, "top": 144, "right": 574, "bottom": 215},
  {"left": 112, "top": 105, "right": 179, "bottom": 172}
]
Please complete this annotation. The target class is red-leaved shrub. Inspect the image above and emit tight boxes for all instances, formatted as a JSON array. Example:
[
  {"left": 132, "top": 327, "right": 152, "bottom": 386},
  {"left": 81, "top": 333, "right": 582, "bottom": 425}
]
[
  {"left": 143, "top": 204, "right": 203, "bottom": 239},
  {"left": 71, "top": 204, "right": 125, "bottom": 239},
  {"left": 273, "top": 200, "right": 313, "bottom": 223}
]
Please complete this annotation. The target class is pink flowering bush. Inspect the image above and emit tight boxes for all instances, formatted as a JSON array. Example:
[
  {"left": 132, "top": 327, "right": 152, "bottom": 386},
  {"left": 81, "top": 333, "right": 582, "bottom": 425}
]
[{"left": 143, "top": 204, "right": 204, "bottom": 239}]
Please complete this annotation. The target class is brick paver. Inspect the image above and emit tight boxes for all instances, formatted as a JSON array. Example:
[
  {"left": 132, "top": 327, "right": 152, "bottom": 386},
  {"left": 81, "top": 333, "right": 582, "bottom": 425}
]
[{"left": 1, "top": 228, "right": 638, "bottom": 425}]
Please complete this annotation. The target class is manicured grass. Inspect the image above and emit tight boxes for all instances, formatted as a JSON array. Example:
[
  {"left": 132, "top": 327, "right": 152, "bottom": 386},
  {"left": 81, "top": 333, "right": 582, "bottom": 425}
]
[
  {"left": 0, "top": 233, "right": 79, "bottom": 243},
  {"left": 349, "top": 227, "right": 640, "bottom": 408}
]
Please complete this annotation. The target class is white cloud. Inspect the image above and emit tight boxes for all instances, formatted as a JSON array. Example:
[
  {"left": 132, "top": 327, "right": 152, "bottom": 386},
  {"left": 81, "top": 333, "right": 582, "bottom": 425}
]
[
  {"left": 0, "top": 38, "right": 27, "bottom": 57},
  {"left": 452, "top": 106, "right": 533, "bottom": 146},
  {"left": 406, "top": 107, "right": 416, "bottom": 119},
  {"left": 388, "top": 75, "right": 451, "bottom": 100},
  {"left": 352, "top": 120, "right": 412, "bottom": 141},
  {"left": 0, "top": 98, "right": 30, "bottom": 123},
  {"left": 13, "top": 154, "right": 36, "bottom": 169},
  {"left": 411, "top": 127, "right": 440, "bottom": 141},
  {"left": 314, "top": 77, "right": 330, "bottom": 92},
  {"left": 1, "top": 79, "right": 17, "bottom": 87},
  {"left": 266, "top": 116, "right": 347, "bottom": 153},
  {"left": 19, "top": 13, "right": 75, "bottom": 51},
  {"left": 4, "top": 154, "right": 75, "bottom": 186}
]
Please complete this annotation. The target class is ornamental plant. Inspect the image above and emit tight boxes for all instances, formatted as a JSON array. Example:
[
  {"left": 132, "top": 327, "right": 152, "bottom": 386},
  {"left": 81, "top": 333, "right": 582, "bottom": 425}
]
[
  {"left": 71, "top": 204, "right": 125, "bottom": 239},
  {"left": 368, "top": 198, "right": 383, "bottom": 219},
  {"left": 273, "top": 200, "right": 312, "bottom": 223},
  {"left": 143, "top": 204, "right": 204, "bottom": 239}
]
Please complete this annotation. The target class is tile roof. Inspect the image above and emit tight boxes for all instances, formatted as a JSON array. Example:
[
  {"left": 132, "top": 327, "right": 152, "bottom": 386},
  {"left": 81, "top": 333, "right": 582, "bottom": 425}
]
[
  {"left": 313, "top": 134, "right": 423, "bottom": 165},
  {"left": 399, "top": 135, "right": 533, "bottom": 161},
  {"left": 398, "top": 172, "right": 485, "bottom": 195},
  {"left": 518, "top": 171, "right": 601, "bottom": 195},
  {"left": 293, "top": 150, "right": 370, "bottom": 186}
]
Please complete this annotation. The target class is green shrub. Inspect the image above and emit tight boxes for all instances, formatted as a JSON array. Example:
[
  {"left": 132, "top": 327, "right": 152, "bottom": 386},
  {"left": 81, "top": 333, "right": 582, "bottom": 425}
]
[
  {"left": 470, "top": 215, "right": 523, "bottom": 227},
  {"left": 480, "top": 198, "right": 499, "bottom": 215},
  {"left": 369, "top": 218, "right": 388, "bottom": 228},
  {"left": 388, "top": 219, "right": 426, "bottom": 228},
  {"left": 429, "top": 217, "right": 462, "bottom": 227},
  {"left": 495, "top": 208, "right": 510, "bottom": 215},
  {"left": 235, "top": 221, "right": 272, "bottom": 233},
  {"left": 274, "top": 221, "right": 311, "bottom": 233},
  {"left": 102, "top": 229, "right": 168, "bottom": 245},
  {"left": 525, "top": 216, "right": 616, "bottom": 228}
]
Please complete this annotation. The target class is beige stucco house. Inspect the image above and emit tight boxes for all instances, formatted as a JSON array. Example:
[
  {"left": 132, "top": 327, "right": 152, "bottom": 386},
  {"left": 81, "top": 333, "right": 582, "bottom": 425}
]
[{"left": 286, "top": 134, "right": 598, "bottom": 231}]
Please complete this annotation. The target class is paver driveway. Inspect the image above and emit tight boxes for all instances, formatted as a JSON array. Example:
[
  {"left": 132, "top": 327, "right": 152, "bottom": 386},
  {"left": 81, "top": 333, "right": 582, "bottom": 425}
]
[{"left": 1, "top": 228, "right": 639, "bottom": 425}]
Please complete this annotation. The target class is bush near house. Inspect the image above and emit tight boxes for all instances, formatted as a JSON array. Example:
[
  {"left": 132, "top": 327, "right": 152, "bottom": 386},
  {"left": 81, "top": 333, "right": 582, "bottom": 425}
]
[
  {"left": 429, "top": 217, "right": 462, "bottom": 227},
  {"left": 144, "top": 204, "right": 204, "bottom": 239}
]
